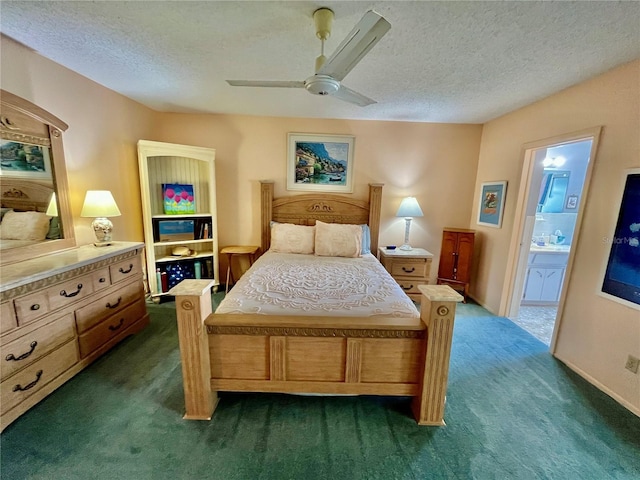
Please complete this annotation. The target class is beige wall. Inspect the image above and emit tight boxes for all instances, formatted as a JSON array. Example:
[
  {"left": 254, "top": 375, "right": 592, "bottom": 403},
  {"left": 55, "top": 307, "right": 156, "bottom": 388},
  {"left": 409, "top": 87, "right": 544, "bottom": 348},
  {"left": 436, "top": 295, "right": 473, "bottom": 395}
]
[
  {"left": 154, "top": 114, "right": 482, "bottom": 283},
  {"left": 473, "top": 60, "right": 640, "bottom": 414},
  {"left": 1, "top": 35, "right": 156, "bottom": 245}
]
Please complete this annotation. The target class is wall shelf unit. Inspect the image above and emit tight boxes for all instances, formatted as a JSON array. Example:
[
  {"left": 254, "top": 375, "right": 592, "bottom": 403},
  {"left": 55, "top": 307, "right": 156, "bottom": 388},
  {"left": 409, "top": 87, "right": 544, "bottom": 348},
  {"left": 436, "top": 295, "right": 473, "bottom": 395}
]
[{"left": 137, "top": 140, "right": 219, "bottom": 298}]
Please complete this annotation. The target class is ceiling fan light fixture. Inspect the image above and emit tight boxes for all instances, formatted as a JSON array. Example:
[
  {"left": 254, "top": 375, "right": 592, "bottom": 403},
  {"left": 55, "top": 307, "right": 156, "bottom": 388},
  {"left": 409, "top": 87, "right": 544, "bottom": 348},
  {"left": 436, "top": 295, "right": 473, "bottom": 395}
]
[{"left": 305, "top": 75, "right": 340, "bottom": 96}]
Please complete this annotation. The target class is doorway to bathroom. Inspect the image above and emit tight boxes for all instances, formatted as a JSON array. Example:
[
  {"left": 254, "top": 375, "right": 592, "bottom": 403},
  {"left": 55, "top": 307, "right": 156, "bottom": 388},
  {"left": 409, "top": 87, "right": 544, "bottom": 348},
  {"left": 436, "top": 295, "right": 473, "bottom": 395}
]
[{"left": 501, "top": 127, "right": 601, "bottom": 348}]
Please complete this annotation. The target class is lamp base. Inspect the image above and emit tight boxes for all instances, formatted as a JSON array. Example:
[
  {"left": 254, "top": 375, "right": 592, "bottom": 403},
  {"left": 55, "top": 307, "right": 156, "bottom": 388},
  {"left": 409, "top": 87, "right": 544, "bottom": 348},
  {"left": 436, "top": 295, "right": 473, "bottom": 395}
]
[
  {"left": 399, "top": 244, "right": 413, "bottom": 251},
  {"left": 93, "top": 241, "right": 113, "bottom": 248},
  {"left": 91, "top": 217, "right": 114, "bottom": 244}
]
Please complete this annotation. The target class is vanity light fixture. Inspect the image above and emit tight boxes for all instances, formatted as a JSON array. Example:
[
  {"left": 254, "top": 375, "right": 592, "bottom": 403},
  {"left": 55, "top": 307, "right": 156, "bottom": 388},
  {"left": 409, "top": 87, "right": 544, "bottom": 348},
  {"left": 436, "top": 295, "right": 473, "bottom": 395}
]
[
  {"left": 542, "top": 155, "right": 566, "bottom": 168},
  {"left": 396, "top": 196, "right": 423, "bottom": 251},
  {"left": 81, "top": 190, "right": 121, "bottom": 246}
]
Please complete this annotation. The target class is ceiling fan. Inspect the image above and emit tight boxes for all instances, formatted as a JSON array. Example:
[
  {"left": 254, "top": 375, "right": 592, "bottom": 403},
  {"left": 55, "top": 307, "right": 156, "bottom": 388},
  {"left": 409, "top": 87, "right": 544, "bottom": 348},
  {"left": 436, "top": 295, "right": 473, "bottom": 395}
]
[{"left": 226, "top": 8, "right": 391, "bottom": 107}]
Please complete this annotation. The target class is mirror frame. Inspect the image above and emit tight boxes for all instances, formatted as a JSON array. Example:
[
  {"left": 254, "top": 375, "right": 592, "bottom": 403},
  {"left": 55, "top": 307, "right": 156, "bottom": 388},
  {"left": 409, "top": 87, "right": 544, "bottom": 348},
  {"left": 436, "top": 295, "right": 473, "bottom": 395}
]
[{"left": 0, "top": 89, "right": 76, "bottom": 265}]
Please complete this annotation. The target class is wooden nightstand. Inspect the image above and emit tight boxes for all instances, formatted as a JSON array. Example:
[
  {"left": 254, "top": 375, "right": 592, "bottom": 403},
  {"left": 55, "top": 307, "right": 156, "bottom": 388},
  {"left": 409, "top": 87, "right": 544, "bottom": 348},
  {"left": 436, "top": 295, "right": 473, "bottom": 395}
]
[
  {"left": 220, "top": 245, "right": 260, "bottom": 293},
  {"left": 378, "top": 247, "right": 434, "bottom": 302}
]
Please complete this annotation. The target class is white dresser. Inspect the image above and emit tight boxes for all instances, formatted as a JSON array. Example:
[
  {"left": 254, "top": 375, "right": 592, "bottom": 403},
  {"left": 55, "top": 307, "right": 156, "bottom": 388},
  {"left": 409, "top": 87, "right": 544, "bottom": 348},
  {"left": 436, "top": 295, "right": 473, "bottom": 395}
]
[{"left": 0, "top": 242, "right": 149, "bottom": 431}]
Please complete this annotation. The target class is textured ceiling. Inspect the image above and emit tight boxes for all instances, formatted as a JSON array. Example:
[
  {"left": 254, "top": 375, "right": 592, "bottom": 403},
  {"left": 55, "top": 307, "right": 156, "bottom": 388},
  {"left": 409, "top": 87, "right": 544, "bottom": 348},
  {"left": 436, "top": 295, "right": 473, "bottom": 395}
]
[{"left": 1, "top": 1, "right": 639, "bottom": 124}]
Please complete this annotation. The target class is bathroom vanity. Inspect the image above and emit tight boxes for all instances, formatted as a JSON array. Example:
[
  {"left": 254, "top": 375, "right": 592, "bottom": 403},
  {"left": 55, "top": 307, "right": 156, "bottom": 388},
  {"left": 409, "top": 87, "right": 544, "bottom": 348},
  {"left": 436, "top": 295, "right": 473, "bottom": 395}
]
[{"left": 522, "top": 246, "right": 570, "bottom": 305}]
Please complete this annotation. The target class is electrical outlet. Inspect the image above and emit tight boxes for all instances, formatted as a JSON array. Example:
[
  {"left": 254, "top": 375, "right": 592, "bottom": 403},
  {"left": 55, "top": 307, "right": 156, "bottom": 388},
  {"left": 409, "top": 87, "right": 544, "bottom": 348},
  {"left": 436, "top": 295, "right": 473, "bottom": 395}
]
[{"left": 625, "top": 355, "right": 639, "bottom": 374}]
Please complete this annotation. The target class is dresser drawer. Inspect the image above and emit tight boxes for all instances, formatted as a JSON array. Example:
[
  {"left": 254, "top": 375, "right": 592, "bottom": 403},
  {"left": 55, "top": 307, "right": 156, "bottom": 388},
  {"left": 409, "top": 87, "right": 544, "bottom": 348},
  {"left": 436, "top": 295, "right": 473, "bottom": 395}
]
[
  {"left": 13, "top": 272, "right": 95, "bottom": 325},
  {"left": 78, "top": 299, "right": 146, "bottom": 358},
  {"left": 1, "top": 302, "right": 17, "bottom": 335},
  {"left": 1, "top": 340, "right": 78, "bottom": 415},
  {"left": 91, "top": 267, "right": 112, "bottom": 292},
  {"left": 1, "top": 314, "right": 75, "bottom": 381},
  {"left": 390, "top": 259, "right": 429, "bottom": 278},
  {"left": 13, "top": 291, "right": 51, "bottom": 325},
  {"left": 110, "top": 256, "right": 142, "bottom": 284},
  {"left": 75, "top": 281, "right": 144, "bottom": 334},
  {"left": 47, "top": 274, "right": 96, "bottom": 311},
  {"left": 396, "top": 279, "right": 428, "bottom": 296}
]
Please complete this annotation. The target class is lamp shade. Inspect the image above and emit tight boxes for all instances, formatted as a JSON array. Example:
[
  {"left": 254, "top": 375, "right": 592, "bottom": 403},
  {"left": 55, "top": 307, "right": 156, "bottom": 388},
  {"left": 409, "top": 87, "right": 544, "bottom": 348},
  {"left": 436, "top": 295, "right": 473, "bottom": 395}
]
[
  {"left": 81, "top": 190, "right": 121, "bottom": 217},
  {"left": 396, "top": 196, "right": 423, "bottom": 218},
  {"left": 45, "top": 192, "right": 58, "bottom": 217}
]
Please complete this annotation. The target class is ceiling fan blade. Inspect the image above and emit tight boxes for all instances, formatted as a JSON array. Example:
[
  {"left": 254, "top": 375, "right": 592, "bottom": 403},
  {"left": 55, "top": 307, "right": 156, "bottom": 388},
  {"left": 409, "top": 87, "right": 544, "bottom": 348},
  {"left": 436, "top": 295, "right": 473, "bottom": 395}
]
[
  {"left": 317, "top": 10, "right": 391, "bottom": 81},
  {"left": 226, "top": 80, "right": 305, "bottom": 88},
  {"left": 332, "top": 85, "right": 376, "bottom": 107}
]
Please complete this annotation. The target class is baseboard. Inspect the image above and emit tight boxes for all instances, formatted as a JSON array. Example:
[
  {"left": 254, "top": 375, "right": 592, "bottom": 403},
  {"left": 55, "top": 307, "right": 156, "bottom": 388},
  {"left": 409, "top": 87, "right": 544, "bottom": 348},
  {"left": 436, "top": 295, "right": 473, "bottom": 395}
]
[
  {"left": 553, "top": 353, "right": 640, "bottom": 418},
  {"left": 465, "top": 294, "right": 498, "bottom": 315}
]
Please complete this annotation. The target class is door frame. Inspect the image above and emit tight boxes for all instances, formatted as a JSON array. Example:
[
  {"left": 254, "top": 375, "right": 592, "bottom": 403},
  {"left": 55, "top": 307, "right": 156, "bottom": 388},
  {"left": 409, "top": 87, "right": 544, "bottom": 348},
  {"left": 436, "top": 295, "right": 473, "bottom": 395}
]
[{"left": 499, "top": 126, "right": 602, "bottom": 351}]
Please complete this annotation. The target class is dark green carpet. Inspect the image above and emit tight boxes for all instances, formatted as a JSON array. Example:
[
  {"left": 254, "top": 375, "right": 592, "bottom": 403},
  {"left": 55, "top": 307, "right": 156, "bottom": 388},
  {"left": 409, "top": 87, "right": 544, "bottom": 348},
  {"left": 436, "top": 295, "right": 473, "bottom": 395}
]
[{"left": 1, "top": 295, "right": 639, "bottom": 479}]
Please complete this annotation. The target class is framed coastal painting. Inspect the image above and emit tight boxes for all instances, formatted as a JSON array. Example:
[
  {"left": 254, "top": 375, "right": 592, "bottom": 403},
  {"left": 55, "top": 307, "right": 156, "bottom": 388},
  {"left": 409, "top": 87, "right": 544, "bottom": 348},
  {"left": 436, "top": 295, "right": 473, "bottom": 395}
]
[
  {"left": 0, "top": 140, "right": 53, "bottom": 180},
  {"left": 287, "top": 133, "right": 355, "bottom": 193},
  {"left": 477, "top": 181, "right": 507, "bottom": 228}
]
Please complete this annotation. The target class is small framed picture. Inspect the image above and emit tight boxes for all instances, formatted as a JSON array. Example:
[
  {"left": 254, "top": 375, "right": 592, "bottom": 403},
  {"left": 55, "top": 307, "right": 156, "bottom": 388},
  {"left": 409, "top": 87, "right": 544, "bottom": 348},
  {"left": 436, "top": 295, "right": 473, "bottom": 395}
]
[
  {"left": 566, "top": 194, "right": 578, "bottom": 209},
  {"left": 287, "top": 133, "right": 355, "bottom": 193},
  {"left": 477, "top": 181, "right": 507, "bottom": 228}
]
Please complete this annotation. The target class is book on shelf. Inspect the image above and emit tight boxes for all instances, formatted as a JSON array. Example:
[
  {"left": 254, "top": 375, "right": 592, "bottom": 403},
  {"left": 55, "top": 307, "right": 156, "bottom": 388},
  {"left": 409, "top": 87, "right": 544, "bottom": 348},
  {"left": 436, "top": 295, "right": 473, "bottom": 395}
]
[
  {"left": 194, "top": 218, "right": 213, "bottom": 239},
  {"left": 162, "top": 183, "right": 195, "bottom": 214}
]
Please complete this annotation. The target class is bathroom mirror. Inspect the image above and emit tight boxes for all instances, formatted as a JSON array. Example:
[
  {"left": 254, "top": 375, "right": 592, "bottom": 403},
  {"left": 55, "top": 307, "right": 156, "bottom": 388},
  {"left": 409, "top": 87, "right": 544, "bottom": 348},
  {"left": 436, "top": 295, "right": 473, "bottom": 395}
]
[
  {"left": 538, "top": 170, "right": 570, "bottom": 213},
  {"left": 0, "top": 89, "right": 76, "bottom": 266}
]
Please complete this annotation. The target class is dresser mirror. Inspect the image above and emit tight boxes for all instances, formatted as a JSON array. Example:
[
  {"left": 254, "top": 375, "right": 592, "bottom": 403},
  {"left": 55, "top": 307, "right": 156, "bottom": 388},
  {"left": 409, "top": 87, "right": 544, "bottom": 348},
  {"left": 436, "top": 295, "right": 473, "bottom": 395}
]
[{"left": 0, "top": 89, "right": 76, "bottom": 266}]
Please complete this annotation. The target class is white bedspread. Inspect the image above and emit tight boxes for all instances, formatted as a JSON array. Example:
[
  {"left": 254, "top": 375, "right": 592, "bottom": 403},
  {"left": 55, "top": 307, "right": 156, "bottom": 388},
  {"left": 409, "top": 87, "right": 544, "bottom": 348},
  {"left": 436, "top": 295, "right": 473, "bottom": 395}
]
[{"left": 216, "top": 251, "right": 419, "bottom": 318}]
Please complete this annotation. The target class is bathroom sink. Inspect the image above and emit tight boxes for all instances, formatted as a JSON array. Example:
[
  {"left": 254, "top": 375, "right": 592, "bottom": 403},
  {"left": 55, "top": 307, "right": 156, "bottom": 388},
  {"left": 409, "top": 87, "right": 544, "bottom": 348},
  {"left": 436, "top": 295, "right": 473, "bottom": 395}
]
[{"left": 530, "top": 244, "right": 571, "bottom": 253}]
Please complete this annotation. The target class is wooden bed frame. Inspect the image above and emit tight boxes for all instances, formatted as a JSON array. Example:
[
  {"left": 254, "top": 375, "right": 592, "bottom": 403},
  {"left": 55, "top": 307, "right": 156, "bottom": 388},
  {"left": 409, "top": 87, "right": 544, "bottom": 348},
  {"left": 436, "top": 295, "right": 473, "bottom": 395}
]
[
  {"left": 172, "top": 181, "right": 463, "bottom": 426},
  {"left": 0, "top": 178, "right": 53, "bottom": 212}
]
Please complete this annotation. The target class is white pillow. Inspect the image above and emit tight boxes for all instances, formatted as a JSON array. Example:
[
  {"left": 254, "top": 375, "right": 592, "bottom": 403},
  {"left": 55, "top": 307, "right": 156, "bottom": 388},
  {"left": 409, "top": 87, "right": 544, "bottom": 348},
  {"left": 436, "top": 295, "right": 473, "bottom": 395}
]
[
  {"left": 314, "top": 221, "right": 362, "bottom": 258},
  {"left": 0, "top": 210, "right": 51, "bottom": 241},
  {"left": 270, "top": 223, "right": 315, "bottom": 254}
]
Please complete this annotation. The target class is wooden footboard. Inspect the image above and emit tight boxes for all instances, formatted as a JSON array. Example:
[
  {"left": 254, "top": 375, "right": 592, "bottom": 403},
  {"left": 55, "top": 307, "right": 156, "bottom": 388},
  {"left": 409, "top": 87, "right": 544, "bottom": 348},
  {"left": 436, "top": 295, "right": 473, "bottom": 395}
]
[{"left": 172, "top": 281, "right": 462, "bottom": 426}]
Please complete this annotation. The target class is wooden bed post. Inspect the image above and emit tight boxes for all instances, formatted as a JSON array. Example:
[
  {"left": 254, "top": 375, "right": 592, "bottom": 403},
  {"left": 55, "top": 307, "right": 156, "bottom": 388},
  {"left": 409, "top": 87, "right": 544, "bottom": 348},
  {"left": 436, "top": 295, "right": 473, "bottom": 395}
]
[
  {"left": 412, "top": 285, "right": 463, "bottom": 426},
  {"left": 169, "top": 280, "right": 218, "bottom": 420},
  {"left": 260, "top": 181, "right": 274, "bottom": 253},
  {"left": 368, "top": 183, "right": 383, "bottom": 254}
]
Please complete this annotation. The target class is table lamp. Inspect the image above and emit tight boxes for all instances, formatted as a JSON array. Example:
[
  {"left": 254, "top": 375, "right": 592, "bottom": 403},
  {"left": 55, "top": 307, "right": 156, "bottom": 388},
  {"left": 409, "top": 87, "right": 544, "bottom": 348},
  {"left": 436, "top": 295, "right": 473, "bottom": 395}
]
[
  {"left": 45, "top": 192, "right": 61, "bottom": 239},
  {"left": 81, "top": 190, "right": 121, "bottom": 246},
  {"left": 396, "top": 196, "right": 423, "bottom": 251}
]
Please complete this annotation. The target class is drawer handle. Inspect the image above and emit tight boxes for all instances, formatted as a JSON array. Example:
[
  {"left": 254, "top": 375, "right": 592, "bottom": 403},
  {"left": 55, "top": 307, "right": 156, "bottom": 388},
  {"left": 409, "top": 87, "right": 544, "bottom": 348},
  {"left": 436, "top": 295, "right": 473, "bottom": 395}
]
[
  {"left": 60, "top": 283, "right": 83, "bottom": 298},
  {"left": 13, "top": 370, "right": 43, "bottom": 392},
  {"left": 5, "top": 341, "right": 38, "bottom": 362},
  {"left": 401, "top": 284, "right": 414, "bottom": 291},
  {"left": 99, "top": 277, "right": 107, "bottom": 283},
  {"left": 108, "top": 318, "right": 125, "bottom": 331},
  {"left": 106, "top": 297, "right": 122, "bottom": 309},
  {"left": 402, "top": 267, "right": 415, "bottom": 273},
  {"left": 119, "top": 264, "right": 134, "bottom": 274},
  {"left": 30, "top": 304, "right": 41, "bottom": 311}
]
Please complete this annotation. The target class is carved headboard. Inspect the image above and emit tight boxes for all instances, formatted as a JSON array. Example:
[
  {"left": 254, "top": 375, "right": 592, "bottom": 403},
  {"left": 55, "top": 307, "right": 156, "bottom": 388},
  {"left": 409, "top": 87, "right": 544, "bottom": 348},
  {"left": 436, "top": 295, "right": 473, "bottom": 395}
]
[
  {"left": 260, "top": 181, "right": 383, "bottom": 254},
  {"left": 0, "top": 178, "right": 53, "bottom": 212}
]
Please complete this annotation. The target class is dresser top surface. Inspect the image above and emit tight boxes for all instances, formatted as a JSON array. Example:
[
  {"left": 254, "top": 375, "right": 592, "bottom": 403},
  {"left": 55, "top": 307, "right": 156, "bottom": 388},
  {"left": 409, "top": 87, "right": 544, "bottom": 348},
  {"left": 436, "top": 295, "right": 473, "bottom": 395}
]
[{"left": 1, "top": 242, "right": 143, "bottom": 293}]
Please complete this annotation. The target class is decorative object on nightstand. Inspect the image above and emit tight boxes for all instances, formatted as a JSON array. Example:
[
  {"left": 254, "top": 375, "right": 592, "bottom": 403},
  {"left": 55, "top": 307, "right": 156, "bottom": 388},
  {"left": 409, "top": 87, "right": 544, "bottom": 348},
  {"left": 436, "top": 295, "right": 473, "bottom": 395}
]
[
  {"left": 437, "top": 228, "right": 475, "bottom": 302},
  {"left": 221, "top": 245, "right": 260, "bottom": 294},
  {"left": 80, "top": 190, "right": 121, "bottom": 246},
  {"left": 396, "top": 196, "right": 423, "bottom": 251},
  {"left": 378, "top": 246, "right": 433, "bottom": 302}
]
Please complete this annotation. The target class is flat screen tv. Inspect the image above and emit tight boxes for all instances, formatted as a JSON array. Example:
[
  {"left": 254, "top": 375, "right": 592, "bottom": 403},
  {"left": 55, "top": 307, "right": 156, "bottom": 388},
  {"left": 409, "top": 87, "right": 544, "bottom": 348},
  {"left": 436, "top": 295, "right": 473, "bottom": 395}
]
[{"left": 601, "top": 170, "right": 640, "bottom": 307}]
